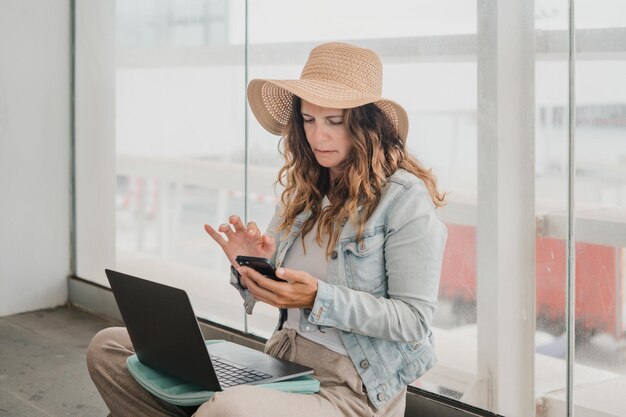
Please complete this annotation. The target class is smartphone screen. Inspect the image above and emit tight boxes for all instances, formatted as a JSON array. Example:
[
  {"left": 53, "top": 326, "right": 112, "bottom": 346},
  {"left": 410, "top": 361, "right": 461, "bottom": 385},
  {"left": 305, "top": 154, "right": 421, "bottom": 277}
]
[{"left": 235, "top": 256, "right": 287, "bottom": 282}]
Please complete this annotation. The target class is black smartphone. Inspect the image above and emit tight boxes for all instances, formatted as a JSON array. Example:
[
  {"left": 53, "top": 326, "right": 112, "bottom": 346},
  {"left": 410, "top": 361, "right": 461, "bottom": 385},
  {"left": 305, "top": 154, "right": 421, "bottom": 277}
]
[{"left": 235, "top": 255, "right": 286, "bottom": 282}]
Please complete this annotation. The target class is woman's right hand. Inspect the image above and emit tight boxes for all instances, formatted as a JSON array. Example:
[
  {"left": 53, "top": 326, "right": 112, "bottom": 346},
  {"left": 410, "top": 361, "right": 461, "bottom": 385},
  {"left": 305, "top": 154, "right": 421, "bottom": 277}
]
[{"left": 204, "top": 215, "right": 276, "bottom": 268}]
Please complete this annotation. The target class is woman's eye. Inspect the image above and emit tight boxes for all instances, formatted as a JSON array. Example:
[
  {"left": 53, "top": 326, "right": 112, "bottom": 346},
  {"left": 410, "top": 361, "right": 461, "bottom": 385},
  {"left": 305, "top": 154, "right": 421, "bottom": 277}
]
[
  {"left": 303, "top": 118, "right": 314, "bottom": 124},
  {"left": 328, "top": 119, "right": 343, "bottom": 126}
]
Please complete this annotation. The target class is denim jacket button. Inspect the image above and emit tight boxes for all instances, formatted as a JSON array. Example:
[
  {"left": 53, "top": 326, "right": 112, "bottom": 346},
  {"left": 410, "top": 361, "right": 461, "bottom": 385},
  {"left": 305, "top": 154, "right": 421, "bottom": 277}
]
[
  {"left": 331, "top": 250, "right": 338, "bottom": 259},
  {"left": 377, "top": 392, "right": 385, "bottom": 402},
  {"left": 359, "top": 360, "right": 369, "bottom": 369}
]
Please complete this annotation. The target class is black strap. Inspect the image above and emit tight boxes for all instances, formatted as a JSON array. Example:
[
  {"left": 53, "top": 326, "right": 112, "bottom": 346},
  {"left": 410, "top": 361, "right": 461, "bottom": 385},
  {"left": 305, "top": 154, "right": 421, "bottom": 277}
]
[{"left": 277, "top": 308, "right": 288, "bottom": 330}]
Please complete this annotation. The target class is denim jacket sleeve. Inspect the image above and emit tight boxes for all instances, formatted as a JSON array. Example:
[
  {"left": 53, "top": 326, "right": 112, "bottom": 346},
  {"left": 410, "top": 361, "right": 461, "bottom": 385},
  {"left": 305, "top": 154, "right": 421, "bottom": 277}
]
[
  {"left": 229, "top": 205, "right": 282, "bottom": 314},
  {"left": 307, "top": 181, "right": 447, "bottom": 343}
]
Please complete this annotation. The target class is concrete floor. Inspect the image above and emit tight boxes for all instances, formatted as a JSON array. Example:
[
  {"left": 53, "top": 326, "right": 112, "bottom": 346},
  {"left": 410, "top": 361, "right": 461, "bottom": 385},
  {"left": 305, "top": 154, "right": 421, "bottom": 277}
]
[{"left": 0, "top": 306, "right": 117, "bottom": 417}]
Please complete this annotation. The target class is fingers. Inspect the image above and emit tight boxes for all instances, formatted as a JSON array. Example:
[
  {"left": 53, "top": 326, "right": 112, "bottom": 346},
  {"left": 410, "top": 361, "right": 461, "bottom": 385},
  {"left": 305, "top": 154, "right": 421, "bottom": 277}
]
[
  {"left": 240, "top": 267, "right": 281, "bottom": 305},
  {"left": 214, "top": 215, "right": 256, "bottom": 239},
  {"left": 241, "top": 267, "right": 282, "bottom": 291},
  {"left": 204, "top": 224, "right": 227, "bottom": 248},
  {"left": 218, "top": 222, "right": 235, "bottom": 239},
  {"left": 246, "top": 221, "right": 261, "bottom": 238},
  {"left": 206, "top": 215, "right": 276, "bottom": 258},
  {"left": 229, "top": 215, "right": 246, "bottom": 233},
  {"left": 275, "top": 267, "right": 309, "bottom": 284},
  {"left": 210, "top": 215, "right": 244, "bottom": 240},
  {"left": 241, "top": 267, "right": 317, "bottom": 309}
]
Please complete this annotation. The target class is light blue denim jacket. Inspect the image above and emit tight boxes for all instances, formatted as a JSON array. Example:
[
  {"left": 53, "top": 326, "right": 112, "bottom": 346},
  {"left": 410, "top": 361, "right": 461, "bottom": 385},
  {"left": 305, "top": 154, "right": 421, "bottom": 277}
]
[{"left": 230, "top": 169, "right": 447, "bottom": 408}]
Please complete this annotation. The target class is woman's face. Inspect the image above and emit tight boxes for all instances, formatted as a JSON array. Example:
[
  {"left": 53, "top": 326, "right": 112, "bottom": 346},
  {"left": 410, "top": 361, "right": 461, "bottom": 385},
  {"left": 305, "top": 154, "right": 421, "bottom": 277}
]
[{"left": 301, "top": 100, "right": 352, "bottom": 179}]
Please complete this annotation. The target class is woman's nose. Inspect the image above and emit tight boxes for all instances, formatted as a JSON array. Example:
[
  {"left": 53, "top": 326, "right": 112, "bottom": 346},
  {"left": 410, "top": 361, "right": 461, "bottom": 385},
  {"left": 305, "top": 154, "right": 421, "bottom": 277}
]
[{"left": 310, "top": 122, "right": 326, "bottom": 141}]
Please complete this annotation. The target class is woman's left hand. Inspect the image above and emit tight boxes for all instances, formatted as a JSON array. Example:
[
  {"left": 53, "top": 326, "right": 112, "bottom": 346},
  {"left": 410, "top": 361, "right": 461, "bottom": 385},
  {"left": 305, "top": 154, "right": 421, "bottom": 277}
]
[{"left": 238, "top": 267, "right": 318, "bottom": 309}]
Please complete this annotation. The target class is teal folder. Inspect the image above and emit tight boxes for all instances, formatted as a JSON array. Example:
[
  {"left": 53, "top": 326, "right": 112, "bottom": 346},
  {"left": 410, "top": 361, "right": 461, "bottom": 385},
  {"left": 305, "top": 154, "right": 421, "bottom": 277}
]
[{"left": 126, "top": 340, "right": 320, "bottom": 406}]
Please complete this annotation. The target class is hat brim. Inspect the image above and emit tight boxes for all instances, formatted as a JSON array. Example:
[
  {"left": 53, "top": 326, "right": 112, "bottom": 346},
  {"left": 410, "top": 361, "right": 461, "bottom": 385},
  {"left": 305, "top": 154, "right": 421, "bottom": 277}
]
[{"left": 247, "top": 79, "right": 408, "bottom": 142}]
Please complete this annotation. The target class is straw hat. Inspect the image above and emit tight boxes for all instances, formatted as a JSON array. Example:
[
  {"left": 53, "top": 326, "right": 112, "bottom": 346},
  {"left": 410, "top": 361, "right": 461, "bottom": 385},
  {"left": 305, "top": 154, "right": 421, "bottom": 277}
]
[{"left": 247, "top": 42, "right": 409, "bottom": 142}]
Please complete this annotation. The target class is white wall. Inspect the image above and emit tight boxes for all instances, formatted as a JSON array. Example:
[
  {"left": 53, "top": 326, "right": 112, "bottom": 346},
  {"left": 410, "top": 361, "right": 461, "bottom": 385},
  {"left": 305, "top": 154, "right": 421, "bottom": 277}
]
[{"left": 0, "top": 0, "right": 71, "bottom": 316}]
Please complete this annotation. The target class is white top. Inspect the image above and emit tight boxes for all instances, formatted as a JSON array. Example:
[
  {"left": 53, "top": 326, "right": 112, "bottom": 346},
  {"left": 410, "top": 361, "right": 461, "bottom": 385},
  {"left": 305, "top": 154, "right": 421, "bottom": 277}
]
[{"left": 282, "top": 199, "right": 348, "bottom": 356}]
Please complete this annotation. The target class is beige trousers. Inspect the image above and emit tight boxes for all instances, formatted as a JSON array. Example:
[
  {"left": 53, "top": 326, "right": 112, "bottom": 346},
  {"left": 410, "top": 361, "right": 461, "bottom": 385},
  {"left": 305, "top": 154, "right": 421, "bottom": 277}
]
[{"left": 87, "top": 327, "right": 406, "bottom": 417}]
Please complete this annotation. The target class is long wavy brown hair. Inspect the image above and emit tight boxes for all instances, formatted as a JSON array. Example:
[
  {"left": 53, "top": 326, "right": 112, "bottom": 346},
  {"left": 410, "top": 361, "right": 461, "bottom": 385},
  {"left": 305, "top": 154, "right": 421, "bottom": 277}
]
[{"left": 276, "top": 96, "right": 445, "bottom": 258}]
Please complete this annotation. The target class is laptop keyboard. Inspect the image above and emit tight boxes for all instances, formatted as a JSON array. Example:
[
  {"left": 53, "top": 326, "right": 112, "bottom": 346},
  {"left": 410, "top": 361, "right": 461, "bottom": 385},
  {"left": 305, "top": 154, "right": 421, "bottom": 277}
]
[{"left": 211, "top": 356, "right": 272, "bottom": 388}]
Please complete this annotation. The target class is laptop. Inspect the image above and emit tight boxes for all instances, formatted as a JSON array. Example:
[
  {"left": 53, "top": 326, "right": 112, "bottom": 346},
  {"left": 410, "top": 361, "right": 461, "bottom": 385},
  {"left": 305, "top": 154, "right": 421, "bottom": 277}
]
[{"left": 105, "top": 269, "right": 313, "bottom": 391}]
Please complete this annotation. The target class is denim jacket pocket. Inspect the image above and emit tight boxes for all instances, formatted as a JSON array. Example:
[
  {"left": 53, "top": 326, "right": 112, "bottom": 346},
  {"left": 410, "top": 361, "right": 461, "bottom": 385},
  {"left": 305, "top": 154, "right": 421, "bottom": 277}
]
[
  {"left": 397, "top": 330, "right": 434, "bottom": 365},
  {"left": 397, "top": 340, "right": 427, "bottom": 364},
  {"left": 343, "top": 232, "right": 386, "bottom": 292}
]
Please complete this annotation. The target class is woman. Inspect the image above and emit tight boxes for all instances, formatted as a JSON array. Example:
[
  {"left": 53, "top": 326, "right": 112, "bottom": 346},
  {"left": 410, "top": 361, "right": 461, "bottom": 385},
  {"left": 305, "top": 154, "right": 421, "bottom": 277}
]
[
  {"left": 203, "top": 42, "right": 447, "bottom": 416},
  {"left": 87, "top": 42, "right": 446, "bottom": 417}
]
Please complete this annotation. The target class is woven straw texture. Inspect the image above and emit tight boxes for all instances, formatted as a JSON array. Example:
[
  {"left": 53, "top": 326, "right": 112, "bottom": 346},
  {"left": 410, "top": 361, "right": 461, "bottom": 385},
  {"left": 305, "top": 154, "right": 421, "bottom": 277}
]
[{"left": 247, "top": 42, "right": 408, "bottom": 142}]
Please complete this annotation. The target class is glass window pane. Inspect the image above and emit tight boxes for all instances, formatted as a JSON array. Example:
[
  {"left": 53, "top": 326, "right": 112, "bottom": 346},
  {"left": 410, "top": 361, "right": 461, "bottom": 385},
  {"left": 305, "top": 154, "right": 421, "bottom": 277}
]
[
  {"left": 114, "top": 0, "right": 247, "bottom": 330},
  {"left": 536, "top": 1, "right": 626, "bottom": 415},
  {"left": 571, "top": 21, "right": 626, "bottom": 417},
  {"left": 535, "top": 1, "right": 570, "bottom": 411}
]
